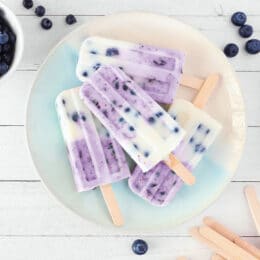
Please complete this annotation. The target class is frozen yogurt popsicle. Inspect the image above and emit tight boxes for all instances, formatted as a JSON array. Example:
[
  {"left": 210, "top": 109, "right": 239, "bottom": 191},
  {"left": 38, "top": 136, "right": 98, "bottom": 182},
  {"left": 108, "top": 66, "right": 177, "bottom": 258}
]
[
  {"left": 56, "top": 87, "right": 130, "bottom": 225},
  {"left": 76, "top": 36, "right": 185, "bottom": 104},
  {"left": 80, "top": 65, "right": 195, "bottom": 185},
  {"left": 129, "top": 74, "right": 222, "bottom": 206}
]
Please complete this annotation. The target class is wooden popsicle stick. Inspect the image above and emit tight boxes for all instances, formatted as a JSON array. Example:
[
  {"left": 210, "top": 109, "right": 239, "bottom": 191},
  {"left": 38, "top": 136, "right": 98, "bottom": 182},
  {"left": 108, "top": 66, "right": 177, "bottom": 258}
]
[
  {"left": 192, "top": 74, "right": 220, "bottom": 109},
  {"left": 199, "top": 226, "right": 258, "bottom": 260},
  {"left": 190, "top": 227, "right": 230, "bottom": 259},
  {"left": 211, "top": 253, "right": 226, "bottom": 260},
  {"left": 245, "top": 185, "right": 260, "bottom": 234},
  {"left": 164, "top": 153, "right": 195, "bottom": 185},
  {"left": 204, "top": 216, "right": 260, "bottom": 258},
  {"left": 180, "top": 75, "right": 204, "bottom": 90},
  {"left": 100, "top": 184, "right": 124, "bottom": 226}
]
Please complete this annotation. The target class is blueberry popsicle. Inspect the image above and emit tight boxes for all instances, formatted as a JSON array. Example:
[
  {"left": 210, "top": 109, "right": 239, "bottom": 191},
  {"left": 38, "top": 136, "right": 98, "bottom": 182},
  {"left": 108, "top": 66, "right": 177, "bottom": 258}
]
[
  {"left": 56, "top": 87, "right": 130, "bottom": 225},
  {"left": 76, "top": 36, "right": 185, "bottom": 104},
  {"left": 80, "top": 65, "right": 195, "bottom": 185},
  {"left": 129, "top": 74, "right": 221, "bottom": 206}
]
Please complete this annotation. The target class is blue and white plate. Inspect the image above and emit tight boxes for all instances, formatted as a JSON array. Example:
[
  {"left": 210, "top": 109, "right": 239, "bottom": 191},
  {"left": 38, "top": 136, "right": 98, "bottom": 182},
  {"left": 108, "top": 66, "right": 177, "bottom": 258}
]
[{"left": 26, "top": 12, "right": 246, "bottom": 231}]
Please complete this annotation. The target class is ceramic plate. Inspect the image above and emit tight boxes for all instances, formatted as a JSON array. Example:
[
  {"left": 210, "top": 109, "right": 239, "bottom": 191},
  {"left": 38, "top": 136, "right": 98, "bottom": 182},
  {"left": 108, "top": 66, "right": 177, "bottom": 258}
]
[{"left": 26, "top": 12, "right": 245, "bottom": 231}]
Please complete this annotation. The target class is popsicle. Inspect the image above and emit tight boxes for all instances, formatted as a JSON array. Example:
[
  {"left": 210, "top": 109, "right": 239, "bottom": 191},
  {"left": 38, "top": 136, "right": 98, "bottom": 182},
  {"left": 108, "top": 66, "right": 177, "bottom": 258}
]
[
  {"left": 129, "top": 74, "right": 222, "bottom": 206},
  {"left": 76, "top": 36, "right": 185, "bottom": 104},
  {"left": 80, "top": 65, "right": 195, "bottom": 185},
  {"left": 56, "top": 87, "right": 130, "bottom": 225}
]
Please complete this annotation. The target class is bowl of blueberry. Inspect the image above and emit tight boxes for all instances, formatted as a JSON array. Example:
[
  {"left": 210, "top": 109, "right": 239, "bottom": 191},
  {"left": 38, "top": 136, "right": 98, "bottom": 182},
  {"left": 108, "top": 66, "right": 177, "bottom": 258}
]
[{"left": 0, "top": 2, "right": 24, "bottom": 83}]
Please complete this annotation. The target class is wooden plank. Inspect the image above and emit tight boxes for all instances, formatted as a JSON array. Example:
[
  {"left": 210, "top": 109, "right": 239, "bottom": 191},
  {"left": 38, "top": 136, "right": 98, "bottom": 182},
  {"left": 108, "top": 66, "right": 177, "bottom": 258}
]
[
  {"left": 0, "top": 236, "right": 213, "bottom": 260},
  {"left": 11, "top": 15, "right": 260, "bottom": 71},
  {"left": 0, "top": 124, "right": 258, "bottom": 181},
  {"left": 3, "top": 0, "right": 260, "bottom": 16},
  {"left": 1, "top": 69, "right": 260, "bottom": 126},
  {"left": 0, "top": 182, "right": 259, "bottom": 236}
]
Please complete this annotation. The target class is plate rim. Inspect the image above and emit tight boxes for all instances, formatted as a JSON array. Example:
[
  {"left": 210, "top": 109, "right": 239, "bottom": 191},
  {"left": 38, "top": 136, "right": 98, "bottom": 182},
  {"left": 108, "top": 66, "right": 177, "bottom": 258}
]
[{"left": 25, "top": 11, "right": 246, "bottom": 231}]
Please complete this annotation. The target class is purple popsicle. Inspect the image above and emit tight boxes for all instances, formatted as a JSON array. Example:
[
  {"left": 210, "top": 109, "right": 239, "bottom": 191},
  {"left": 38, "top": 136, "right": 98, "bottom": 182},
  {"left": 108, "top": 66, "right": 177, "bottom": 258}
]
[{"left": 76, "top": 36, "right": 185, "bottom": 104}]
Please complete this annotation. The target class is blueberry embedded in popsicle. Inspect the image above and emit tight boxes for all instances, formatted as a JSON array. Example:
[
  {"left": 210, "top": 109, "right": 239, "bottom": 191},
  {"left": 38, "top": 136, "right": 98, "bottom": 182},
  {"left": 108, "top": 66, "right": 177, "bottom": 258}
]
[
  {"left": 173, "top": 127, "right": 179, "bottom": 133},
  {"left": 129, "top": 126, "right": 135, "bottom": 131},
  {"left": 133, "top": 143, "right": 138, "bottom": 150},
  {"left": 148, "top": 117, "right": 155, "bottom": 124},
  {"left": 82, "top": 71, "right": 88, "bottom": 77},
  {"left": 93, "top": 63, "right": 101, "bottom": 71},
  {"left": 62, "top": 99, "right": 66, "bottom": 105},
  {"left": 153, "top": 59, "right": 166, "bottom": 66},
  {"left": 72, "top": 112, "right": 79, "bottom": 122},
  {"left": 122, "top": 84, "right": 128, "bottom": 91},
  {"left": 155, "top": 112, "right": 163, "bottom": 118},
  {"left": 144, "top": 151, "right": 150, "bottom": 157},
  {"left": 124, "top": 107, "right": 131, "bottom": 113},
  {"left": 106, "top": 48, "right": 119, "bottom": 56},
  {"left": 90, "top": 50, "right": 97, "bottom": 55}
]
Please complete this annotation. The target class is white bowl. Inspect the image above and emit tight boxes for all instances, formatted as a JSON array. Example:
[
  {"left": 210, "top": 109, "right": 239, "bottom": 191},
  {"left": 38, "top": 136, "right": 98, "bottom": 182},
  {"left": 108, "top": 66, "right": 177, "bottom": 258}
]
[{"left": 0, "top": 1, "right": 24, "bottom": 84}]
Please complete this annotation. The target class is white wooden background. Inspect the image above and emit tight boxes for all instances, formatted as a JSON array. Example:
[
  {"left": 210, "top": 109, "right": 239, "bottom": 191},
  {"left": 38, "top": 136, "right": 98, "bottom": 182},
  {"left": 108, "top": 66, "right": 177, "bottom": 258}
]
[{"left": 0, "top": 0, "right": 260, "bottom": 259}]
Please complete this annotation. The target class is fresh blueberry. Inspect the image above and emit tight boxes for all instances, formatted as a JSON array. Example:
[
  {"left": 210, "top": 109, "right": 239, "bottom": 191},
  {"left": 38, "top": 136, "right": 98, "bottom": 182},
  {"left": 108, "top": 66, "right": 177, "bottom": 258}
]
[
  {"left": 223, "top": 43, "right": 239, "bottom": 58},
  {"left": 0, "top": 62, "right": 9, "bottom": 76},
  {"left": 239, "top": 24, "right": 253, "bottom": 38},
  {"left": 106, "top": 48, "right": 119, "bottom": 56},
  {"left": 245, "top": 39, "right": 260, "bottom": 54},
  {"left": 41, "top": 18, "right": 53, "bottom": 30},
  {"left": 7, "top": 31, "right": 16, "bottom": 44},
  {"left": 66, "top": 14, "right": 77, "bottom": 25},
  {"left": 231, "top": 12, "right": 247, "bottom": 26},
  {"left": 3, "top": 43, "right": 12, "bottom": 53},
  {"left": 23, "top": 0, "right": 33, "bottom": 9},
  {"left": 0, "top": 32, "right": 9, "bottom": 45},
  {"left": 2, "top": 53, "right": 12, "bottom": 65},
  {"left": 132, "top": 239, "right": 148, "bottom": 255},
  {"left": 35, "top": 6, "right": 46, "bottom": 17}
]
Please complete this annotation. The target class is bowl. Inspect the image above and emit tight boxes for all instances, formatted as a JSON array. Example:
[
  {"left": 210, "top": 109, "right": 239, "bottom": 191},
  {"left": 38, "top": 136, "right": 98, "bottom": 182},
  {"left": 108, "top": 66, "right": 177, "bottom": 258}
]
[{"left": 0, "top": 1, "right": 24, "bottom": 84}]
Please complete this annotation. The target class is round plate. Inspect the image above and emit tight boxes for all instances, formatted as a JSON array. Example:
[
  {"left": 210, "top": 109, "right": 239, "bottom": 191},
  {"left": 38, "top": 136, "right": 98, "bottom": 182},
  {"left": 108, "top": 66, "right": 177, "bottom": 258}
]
[{"left": 26, "top": 12, "right": 245, "bottom": 231}]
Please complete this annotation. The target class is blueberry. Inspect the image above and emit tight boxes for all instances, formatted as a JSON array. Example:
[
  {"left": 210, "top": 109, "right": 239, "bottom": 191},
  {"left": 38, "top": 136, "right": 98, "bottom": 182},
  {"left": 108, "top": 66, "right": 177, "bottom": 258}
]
[
  {"left": 3, "top": 43, "right": 12, "bottom": 53},
  {"left": 35, "top": 6, "right": 46, "bottom": 17},
  {"left": 132, "top": 239, "right": 148, "bottom": 255},
  {"left": 122, "top": 84, "right": 128, "bottom": 91},
  {"left": 106, "top": 48, "right": 119, "bottom": 56},
  {"left": 245, "top": 39, "right": 260, "bottom": 54},
  {"left": 239, "top": 24, "right": 253, "bottom": 38},
  {"left": 173, "top": 127, "right": 179, "bottom": 133},
  {"left": 144, "top": 152, "right": 149, "bottom": 157},
  {"left": 66, "top": 14, "right": 77, "bottom": 25},
  {"left": 0, "top": 62, "right": 9, "bottom": 76},
  {"left": 124, "top": 107, "right": 130, "bottom": 113},
  {"left": 129, "top": 126, "right": 135, "bottom": 131},
  {"left": 2, "top": 53, "right": 12, "bottom": 65},
  {"left": 82, "top": 71, "right": 88, "bottom": 77},
  {"left": 148, "top": 117, "right": 155, "bottom": 124},
  {"left": 23, "top": 0, "right": 33, "bottom": 9},
  {"left": 231, "top": 12, "right": 247, "bottom": 26},
  {"left": 93, "top": 63, "right": 101, "bottom": 71},
  {"left": 72, "top": 112, "right": 79, "bottom": 122},
  {"left": 41, "top": 18, "right": 53, "bottom": 30},
  {"left": 0, "top": 32, "right": 9, "bottom": 45},
  {"left": 224, "top": 43, "right": 239, "bottom": 58}
]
